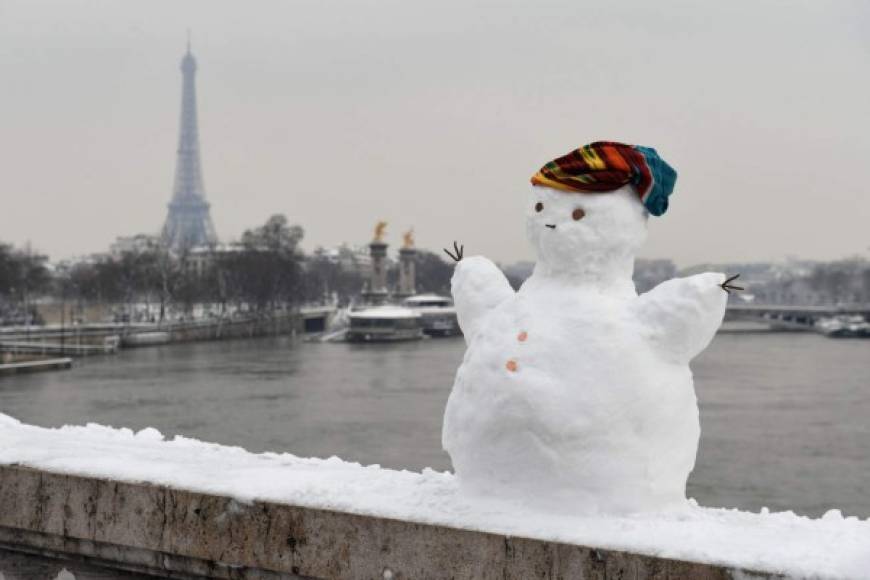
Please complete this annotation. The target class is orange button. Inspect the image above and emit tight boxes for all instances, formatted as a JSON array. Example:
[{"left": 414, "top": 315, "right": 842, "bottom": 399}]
[
  {"left": 505, "top": 359, "right": 518, "bottom": 372},
  {"left": 517, "top": 331, "right": 528, "bottom": 342}
]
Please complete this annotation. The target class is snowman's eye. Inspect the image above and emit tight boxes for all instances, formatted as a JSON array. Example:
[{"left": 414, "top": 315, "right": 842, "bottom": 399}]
[
  {"left": 535, "top": 202, "right": 543, "bottom": 212},
  {"left": 572, "top": 208, "right": 586, "bottom": 221}
]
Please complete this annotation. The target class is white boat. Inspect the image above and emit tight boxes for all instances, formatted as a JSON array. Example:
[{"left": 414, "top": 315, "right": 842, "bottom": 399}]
[
  {"left": 815, "top": 315, "right": 870, "bottom": 338},
  {"left": 346, "top": 306, "right": 423, "bottom": 342},
  {"left": 402, "top": 294, "right": 461, "bottom": 337}
]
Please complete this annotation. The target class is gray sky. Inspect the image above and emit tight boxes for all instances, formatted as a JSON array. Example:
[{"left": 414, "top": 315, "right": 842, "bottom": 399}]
[{"left": 2, "top": 0, "right": 869, "bottom": 266}]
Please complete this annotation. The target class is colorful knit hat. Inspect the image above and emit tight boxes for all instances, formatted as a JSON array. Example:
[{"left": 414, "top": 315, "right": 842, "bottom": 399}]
[{"left": 530, "top": 141, "right": 677, "bottom": 216}]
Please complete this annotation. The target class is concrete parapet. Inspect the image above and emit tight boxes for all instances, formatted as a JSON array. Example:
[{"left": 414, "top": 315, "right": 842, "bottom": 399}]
[{"left": 0, "top": 465, "right": 778, "bottom": 579}]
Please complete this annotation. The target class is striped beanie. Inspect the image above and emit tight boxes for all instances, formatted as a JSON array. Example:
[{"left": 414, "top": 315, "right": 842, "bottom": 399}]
[{"left": 530, "top": 141, "right": 677, "bottom": 216}]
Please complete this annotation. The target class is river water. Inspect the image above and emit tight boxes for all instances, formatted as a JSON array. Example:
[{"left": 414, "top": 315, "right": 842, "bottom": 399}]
[{"left": 1, "top": 332, "right": 867, "bottom": 518}]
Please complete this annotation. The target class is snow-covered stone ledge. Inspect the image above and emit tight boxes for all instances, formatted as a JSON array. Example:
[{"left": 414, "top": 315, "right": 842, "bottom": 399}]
[{"left": 0, "top": 415, "right": 868, "bottom": 579}]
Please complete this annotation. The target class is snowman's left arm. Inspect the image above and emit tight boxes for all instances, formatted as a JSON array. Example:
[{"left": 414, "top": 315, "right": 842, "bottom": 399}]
[{"left": 632, "top": 272, "right": 728, "bottom": 363}]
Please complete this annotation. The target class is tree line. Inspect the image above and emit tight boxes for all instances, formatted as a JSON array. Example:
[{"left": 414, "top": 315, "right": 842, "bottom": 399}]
[
  {"left": 751, "top": 258, "right": 870, "bottom": 305},
  {"left": 0, "top": 214, "right": 456, "bottom": 325},
  {"left": 0, "top": 243, "right": 51, "bottom": 324}
]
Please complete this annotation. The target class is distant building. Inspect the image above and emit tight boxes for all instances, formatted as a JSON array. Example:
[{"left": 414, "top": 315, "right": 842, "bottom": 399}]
[
  {"left": 109, "top": 234, "right": 160, "bottom": 257},
  {"left": 161, "top": 42, "right": 218, "bottom": 251},
  {"left": 187, "top": 244, "right": 229, "bottom": 277},
  {"left": 314, "top": 244, "right": 374, "bottom": 277}
]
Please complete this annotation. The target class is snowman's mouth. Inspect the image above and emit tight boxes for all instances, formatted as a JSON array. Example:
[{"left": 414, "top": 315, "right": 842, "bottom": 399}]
[{"left": 545, "top": 224, "right": 556, "bottom": 230}]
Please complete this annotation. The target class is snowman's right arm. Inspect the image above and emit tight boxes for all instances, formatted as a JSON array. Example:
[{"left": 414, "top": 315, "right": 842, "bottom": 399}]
[{"left": 451, "top": 256, "right": 515, "bottom": 342}]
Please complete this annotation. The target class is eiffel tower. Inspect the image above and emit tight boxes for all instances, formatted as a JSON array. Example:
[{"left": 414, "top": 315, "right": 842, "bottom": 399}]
[{"left": 161, "top": 41, "right": 218, "bottom": 250}]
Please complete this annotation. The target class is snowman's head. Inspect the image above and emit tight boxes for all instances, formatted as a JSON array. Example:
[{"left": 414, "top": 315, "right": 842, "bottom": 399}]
[{"left": 525, "top": 185, "right": 648, "bottom": 275}]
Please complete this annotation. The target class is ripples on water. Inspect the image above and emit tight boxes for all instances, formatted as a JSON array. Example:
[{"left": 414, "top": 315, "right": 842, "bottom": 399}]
[{"left": 1, "top": 332, "right": 867, "bottom": 518}]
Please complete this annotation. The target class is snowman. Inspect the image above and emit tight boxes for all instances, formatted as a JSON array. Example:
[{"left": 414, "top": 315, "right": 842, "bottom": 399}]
[{"left": 442, "top": 142, "right": 741, "bottom": 514}]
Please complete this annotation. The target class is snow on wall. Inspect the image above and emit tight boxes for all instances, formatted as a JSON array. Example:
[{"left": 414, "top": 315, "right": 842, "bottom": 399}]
[{"left": 1, "top": 413, "right": 868, "bottom": 579}]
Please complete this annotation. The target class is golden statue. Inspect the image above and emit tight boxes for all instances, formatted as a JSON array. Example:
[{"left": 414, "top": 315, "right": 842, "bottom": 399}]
[
  {"left": 373, "top": 221, "right": 387, "bottom": 242},
  {"left": 402, "top": 228, "right": 415, "bottom": 248}
]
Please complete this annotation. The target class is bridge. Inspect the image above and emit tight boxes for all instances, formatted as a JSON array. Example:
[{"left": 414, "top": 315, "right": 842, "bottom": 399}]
[{"left": 726, "top": 303, "right": 870, "bottom": 331}]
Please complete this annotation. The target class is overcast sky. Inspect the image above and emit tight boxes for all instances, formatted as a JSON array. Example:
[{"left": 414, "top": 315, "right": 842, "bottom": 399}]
[{"left": 2, "top": 0, "right": 869, "bottom": 266}]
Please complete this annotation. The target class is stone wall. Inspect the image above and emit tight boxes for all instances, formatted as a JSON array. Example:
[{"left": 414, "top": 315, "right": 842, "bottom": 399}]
[
  {"left": 0, "top": 465, "right": 780, "bottom": 580},
  {"left": 159, "top": 313, "right": 302, "bottom": 344}
]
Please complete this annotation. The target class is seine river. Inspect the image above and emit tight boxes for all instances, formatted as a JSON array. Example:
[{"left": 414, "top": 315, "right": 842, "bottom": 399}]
[{"left": 1, "top": 332, "right": 868, "bottom": 518}]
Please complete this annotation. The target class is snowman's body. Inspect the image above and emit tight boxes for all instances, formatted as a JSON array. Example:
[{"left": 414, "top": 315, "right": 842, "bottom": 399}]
[{"left": 443, "top": 186, "right": 727, "bottom": 514}]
